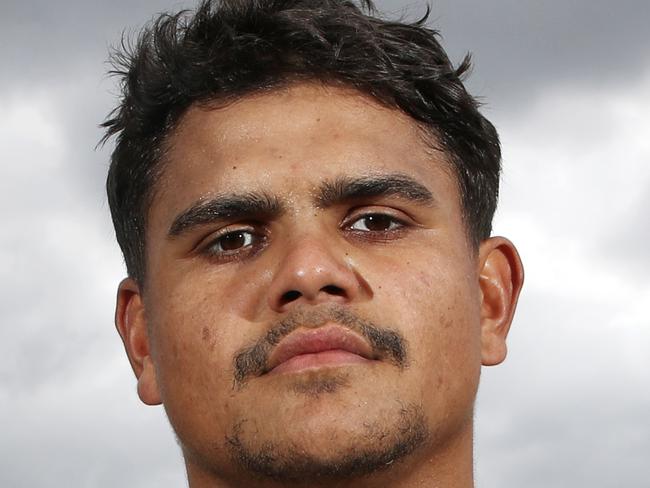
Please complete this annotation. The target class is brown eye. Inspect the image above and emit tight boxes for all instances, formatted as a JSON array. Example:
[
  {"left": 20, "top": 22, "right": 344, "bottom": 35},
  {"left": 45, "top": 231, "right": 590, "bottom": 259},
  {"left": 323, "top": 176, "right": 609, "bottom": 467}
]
[
  {"left": 349, "top": 214, "right": 402, "bottom": 232},
  {"left": 208, "top": 230, "right": 255, "bottom": 254}
]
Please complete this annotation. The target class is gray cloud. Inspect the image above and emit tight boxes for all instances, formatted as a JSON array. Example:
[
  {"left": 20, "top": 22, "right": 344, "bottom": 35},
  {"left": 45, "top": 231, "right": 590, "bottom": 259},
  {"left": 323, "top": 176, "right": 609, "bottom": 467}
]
[
  {"left": 427, "top": 0, "right": 650, "bottom": 105},
  {"left": 602, "top": 179, "right": 650, "bottom": 281},
  {"left": 5, "top": 0, "right": 649, "bottom": 97},
  {"left": 476, "top": 290, "right": 650, "bottom": 488}
]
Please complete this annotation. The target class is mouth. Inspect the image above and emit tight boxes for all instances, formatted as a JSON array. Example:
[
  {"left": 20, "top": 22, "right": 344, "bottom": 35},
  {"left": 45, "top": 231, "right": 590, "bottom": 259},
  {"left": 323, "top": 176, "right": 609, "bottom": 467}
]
[{"left": 265, "top": 323, "right": 377, "bottom": 376}]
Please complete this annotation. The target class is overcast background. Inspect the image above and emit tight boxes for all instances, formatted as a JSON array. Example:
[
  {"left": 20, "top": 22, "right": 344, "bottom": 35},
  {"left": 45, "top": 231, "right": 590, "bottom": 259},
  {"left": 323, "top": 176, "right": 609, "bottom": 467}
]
[{"left": 1, "top": 0, "right": 648, "bottom": 486}]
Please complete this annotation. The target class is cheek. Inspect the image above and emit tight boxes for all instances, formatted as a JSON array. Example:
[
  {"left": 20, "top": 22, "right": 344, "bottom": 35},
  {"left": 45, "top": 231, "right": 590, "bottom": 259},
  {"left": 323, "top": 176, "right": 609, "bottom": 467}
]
[
  {"left": 143, "top": 253, "right": 279, "bottom": 410},
  {"left": 148, "top": 263, "right": 267, "bottom": 354},
  {"left": 364, "top": 250, "right": 482, "bottom": 399},
  {"left": 144, "top": 271, "right": 258, "bottom": 404},
  {"left": 144, "top": 277, "right": 257, "bottom": 448}
]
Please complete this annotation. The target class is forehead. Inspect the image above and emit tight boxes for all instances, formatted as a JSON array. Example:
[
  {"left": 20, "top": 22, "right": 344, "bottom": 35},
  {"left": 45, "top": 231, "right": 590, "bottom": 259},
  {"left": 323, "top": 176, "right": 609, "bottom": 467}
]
[{"left": 155, "top": 83, "right": 456, "bottom": 216}]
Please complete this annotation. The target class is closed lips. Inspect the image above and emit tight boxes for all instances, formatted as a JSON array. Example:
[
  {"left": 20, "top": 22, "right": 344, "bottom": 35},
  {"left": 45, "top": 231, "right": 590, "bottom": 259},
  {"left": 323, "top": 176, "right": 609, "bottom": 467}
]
[{"left": 265, "top": 324, "right": 376, "bottom": 374}]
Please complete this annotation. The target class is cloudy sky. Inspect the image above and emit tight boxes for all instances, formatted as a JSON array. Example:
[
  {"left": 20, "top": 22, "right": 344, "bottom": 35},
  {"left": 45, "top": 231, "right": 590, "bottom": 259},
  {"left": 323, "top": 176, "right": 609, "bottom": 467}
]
[{"left": 1, "top": 1, "right": 648, "bottom": 486}]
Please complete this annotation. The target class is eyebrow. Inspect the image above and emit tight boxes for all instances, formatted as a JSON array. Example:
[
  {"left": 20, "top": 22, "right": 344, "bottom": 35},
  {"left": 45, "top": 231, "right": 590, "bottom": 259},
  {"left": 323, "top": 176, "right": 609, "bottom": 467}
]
[
  {"left": 168, "top": 192, "right": 283, "bottom": 237},
  {"left": 315, "top": 173, "right": 436, "bottom": 208}
]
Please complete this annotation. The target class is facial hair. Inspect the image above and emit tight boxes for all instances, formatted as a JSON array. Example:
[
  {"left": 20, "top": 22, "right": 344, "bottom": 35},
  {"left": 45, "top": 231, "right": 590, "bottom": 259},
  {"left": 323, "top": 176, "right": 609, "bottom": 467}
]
[
  {"left": 224, "top": 304, "right": 429, "bottom": 484},
  {"left": 226, "top": 402, "right": 429, "bottom": 483},
  {"left": 232, "top": 303, "right": 408, "bottom": 386}
]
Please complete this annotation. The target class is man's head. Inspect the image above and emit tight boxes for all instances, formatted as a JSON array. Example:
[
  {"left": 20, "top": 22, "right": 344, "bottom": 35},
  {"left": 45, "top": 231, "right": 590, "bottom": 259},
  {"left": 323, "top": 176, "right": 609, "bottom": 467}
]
[
  {"left": 104, "top": 0, "right": 501, "bottom": 285},
  {"left": 104, "top": 1, "right": 523, "bottom": 486}
]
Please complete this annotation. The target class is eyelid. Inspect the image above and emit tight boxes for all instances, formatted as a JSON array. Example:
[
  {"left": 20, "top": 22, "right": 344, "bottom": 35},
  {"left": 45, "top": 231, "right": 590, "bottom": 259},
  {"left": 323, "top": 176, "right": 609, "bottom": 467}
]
[
  {"left": 341, "top": 206, "right": 414, "bottom": 229},
  {"left": 194, "top": 223, "right": 266, "bottom": 255}
]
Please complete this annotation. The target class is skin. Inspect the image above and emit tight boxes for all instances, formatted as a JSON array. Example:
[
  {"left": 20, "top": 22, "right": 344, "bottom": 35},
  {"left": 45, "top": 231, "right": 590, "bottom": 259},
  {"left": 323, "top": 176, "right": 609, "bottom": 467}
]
[{"left": 116, "top": 83, "right": 523, "bottom": 487}]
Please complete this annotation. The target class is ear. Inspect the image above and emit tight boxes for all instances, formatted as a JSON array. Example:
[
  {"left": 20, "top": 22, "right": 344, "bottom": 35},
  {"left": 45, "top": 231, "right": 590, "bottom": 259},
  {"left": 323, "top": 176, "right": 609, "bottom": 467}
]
[
  {"left": 477, "top": 237, "right": 524, "bottom": 366},
  {"left": 115, "top": 277, "right": 162, "bottom": 405}
]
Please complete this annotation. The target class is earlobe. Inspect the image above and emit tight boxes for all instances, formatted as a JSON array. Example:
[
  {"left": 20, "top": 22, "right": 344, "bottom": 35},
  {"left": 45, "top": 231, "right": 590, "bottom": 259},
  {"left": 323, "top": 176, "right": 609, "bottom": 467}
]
[
  {"left": 477, "top": 237, "right": 524, "bottom": 366},
  {"left": 115, "top": 278, "right": 162, "bottom": 406}
]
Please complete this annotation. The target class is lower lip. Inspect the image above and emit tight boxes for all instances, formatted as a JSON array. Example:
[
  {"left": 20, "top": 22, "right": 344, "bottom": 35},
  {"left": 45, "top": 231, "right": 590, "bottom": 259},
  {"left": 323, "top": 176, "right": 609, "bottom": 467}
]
[{"left": 268, "top": 349, "right": 371, "bottom": 375}]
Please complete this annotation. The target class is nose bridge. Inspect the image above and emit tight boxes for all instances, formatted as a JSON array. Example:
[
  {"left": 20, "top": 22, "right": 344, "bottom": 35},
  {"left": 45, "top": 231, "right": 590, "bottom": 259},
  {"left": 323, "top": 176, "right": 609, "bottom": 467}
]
[{"left": 267, "top": 231, "right": 361, "bottom": 311}]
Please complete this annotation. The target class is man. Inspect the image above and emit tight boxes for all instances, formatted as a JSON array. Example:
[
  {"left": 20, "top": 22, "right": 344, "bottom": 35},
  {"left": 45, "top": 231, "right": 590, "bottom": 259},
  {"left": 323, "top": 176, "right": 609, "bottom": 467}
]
[{"left": 103, "top": 0, "right": 523, "bottom": 486}]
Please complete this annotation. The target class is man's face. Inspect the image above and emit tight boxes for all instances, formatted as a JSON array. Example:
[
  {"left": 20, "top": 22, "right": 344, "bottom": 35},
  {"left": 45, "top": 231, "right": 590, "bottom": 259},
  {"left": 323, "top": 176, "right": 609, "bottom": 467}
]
[{"left": 124, "top": 83, "right": 506, "bottom": 483}]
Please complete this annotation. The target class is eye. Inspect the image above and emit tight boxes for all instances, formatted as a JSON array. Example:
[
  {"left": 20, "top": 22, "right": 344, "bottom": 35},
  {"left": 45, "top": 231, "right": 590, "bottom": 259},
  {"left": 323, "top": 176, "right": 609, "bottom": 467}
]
[
  {"left": 204, "top": 229, "right": 261, "bottom": 256},
  {"left": 348, "top": 213, "right": 404, "bottom": 232}
]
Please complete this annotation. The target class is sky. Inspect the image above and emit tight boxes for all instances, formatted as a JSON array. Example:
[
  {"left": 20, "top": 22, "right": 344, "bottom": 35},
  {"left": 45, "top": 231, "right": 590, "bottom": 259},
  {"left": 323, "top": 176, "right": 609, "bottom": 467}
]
[{"left": 1, "top": 0, "right": 649, "bottom": 487}]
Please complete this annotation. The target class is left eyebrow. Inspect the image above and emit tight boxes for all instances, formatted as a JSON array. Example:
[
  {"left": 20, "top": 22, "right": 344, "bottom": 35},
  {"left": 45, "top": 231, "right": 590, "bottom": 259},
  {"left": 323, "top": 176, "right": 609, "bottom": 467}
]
[{"left": 315, "top": 173, "right": 436, "bottom": 208}]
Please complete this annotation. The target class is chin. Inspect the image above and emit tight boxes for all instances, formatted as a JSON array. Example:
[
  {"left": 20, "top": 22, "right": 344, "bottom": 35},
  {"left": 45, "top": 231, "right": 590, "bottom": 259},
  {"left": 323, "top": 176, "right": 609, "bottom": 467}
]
[{"left": 223, "top": 399, "right": 430, "bottom": 483}]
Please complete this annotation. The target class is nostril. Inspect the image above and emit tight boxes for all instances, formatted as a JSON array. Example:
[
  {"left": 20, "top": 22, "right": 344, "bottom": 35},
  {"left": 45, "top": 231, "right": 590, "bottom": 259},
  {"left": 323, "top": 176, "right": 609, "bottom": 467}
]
[
  {"left": 321, "top": 285, "right": 346, "bottom": 297},
  {"left": 278, "top": 285, "right": 346, "bottom": 306},
  {"left": 280, "top": 290, "right": 302, "bottom": 305}
]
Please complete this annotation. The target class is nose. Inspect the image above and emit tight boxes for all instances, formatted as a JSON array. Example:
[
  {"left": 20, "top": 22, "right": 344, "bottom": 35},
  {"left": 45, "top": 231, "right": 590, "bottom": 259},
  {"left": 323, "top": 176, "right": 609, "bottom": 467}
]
[{"left": 267, "top": 236, "right": 366, "bottom": 312}]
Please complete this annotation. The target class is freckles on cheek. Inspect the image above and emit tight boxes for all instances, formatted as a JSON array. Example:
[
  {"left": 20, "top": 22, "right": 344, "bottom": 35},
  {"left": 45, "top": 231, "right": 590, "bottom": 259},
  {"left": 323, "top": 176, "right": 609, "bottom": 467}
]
[
  {"left": 417, "top": 270, "right": 434, "bottom": 289},
  {"left": 201, "top": 325, "right": 218, "bottom": 353},
  {"left": 201, "top": 270, "right": 266, "bottom": 321},
  {"left": 397, "top": 273, "right": 479, "bottom": 379},
  {"left": 154, "top": 268, "right": 265, "bottom": 372},
  {"left": 153, "top": 291, "right": 224, "bottom": 370},
  {"left": 156, "top": 317, "right": 235, "bottom": 411}
]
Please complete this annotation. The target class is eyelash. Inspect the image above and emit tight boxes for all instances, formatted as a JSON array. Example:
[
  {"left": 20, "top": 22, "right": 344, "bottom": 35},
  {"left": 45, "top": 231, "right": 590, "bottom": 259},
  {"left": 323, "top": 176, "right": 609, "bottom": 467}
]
[
  {"left": 344, "top": 212, "right": 407, "bottom": 235},
  {"left": 202, "top": 226, "right": 267, "bottom": 260},
  {"left": 200, "top": 212, "right": 410, "bottom": 260}
]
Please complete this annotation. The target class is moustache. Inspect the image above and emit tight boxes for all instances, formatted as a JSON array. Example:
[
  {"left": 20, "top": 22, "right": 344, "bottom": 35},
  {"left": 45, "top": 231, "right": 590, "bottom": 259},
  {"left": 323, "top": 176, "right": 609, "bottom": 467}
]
[{"left": 232, "top": 303, "right": 408, "bottom": 386}]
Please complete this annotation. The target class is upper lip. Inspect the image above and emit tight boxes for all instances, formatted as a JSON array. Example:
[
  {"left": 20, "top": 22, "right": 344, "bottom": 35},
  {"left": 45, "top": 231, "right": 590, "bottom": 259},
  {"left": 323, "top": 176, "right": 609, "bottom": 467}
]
[{"left": 265, "top": 323, "right": 375, "bottom": 373}]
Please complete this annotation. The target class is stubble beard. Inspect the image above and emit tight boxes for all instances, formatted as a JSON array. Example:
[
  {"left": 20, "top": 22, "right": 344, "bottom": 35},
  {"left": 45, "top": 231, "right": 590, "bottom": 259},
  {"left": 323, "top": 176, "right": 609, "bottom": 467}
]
[
  {"left": 222, "top": 304, "right": 430, "bottom": 483},
  {"left": 224, "top": 396, "right": 430, "bottom": 484}
]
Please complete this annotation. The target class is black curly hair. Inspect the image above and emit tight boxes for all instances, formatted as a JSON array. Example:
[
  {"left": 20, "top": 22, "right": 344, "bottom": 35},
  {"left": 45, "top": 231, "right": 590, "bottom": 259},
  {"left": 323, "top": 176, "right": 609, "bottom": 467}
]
[{"left": 102, "top": 0, "right": 501, "bottom": 283}]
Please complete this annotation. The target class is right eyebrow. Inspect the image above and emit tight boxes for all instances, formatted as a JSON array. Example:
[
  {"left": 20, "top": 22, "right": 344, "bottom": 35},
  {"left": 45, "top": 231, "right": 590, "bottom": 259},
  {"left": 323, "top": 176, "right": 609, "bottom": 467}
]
[{"left": 168, "top": 192, "right": 283, "bottom": 237}]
